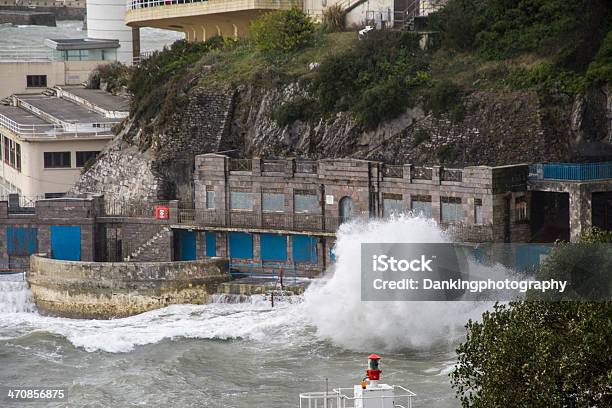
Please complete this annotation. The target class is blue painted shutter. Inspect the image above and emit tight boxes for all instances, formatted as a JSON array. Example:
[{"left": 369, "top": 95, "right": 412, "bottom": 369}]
[
  {"left": 205, "top": 232, "right": 217, "bottom": 257},
  {"left": 260, "top": 234, "right": 287, "bottom": 262},
  {"left": 50, "top": 226, "right": 81, "bottom": 261},
  {"left": 179, "top": 230, "right": 197, "bottom": 261},
  {"left": 229, "top": 232, "right": 253, "bottom": 259},
  {"left": 292, "top": 235, "right": 317, "bottom": 263},
  {"left": 7, "top": 227, "right": 38, "bottom": 256}
]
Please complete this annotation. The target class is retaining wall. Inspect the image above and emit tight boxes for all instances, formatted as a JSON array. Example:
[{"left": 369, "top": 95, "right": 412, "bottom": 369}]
[{"left": 28, "top": 254, "right": 230, "bottom": 319}]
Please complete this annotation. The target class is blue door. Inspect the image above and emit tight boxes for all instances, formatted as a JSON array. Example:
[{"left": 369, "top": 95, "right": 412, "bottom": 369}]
[
  {"left": 515, "top": 245, "right": 551, "bottom": 272},
  {"left": 292, "top": 235, "right": 317, "bottom": 263},
  {"left": 205, "top": 232, "right": 217, "bottom": 257},
  {"left": 7, "top": 227, "right": 38, "bottom": 256},
  {"left": 178, "top": 230, "right": 197, "bottom": 261},
  {"left": 260, "top": 234, "right": 287, "bottom": 262},
  {"left": 229, "top": 232, "right": 253, "bottom": 259},
  {"left": 50, "top": 226, "right": 81, "bottom": 261}
]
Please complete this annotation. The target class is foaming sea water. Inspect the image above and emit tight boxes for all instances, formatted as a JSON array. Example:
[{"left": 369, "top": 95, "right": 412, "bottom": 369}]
[
  {"left": 302, "top": 215, "right": 493, "bottom": 351},
  {"left": 0, "top": 216, "right": 500, "bottom": 407},
  {"left": 0, "top": 276, "right": 36, "bottom": 314}
]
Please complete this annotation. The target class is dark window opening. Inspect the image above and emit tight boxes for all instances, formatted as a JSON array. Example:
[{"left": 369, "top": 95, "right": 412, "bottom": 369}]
[
  {"left": 26, "top": 75, "right": 47, "bottom": 88},
  {"left": 44, "top": 152, "right": 71, "bottom": 168}
]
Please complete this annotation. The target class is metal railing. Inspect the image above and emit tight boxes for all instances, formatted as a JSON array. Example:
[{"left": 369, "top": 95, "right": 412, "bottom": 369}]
[
  {"left": 227, "top": 262, "right": 307, "bottom": 286},
  {"left": 395, "top": 0, "right": 447, "bottom": 29},
  {"left": 412, "top": 166, "right": 433, "bottom": 180},
  {"left": 299, "top": 385, "right": 415, "bottom": 408},
  {"left": 441, "top": 168, "right": 462, "bottom": 182},
  {"left": 382, "top": 164, "right": 404, "bottom": 179},
  {"left": 104, "top": 200, "right": 170, "bottom": 217},
  {"left": 1, "top": 194, "right": 44, "bottom": 208},
  {"left": 0, "top": 112, "right": 63, "bottom": 138},
  {"left": 228, "top": 158, "right": 252, "bottom": 172},
  {"left": 127, "top": 0, "right": 300, "bottom": 11},
  {"left": 528, "top": 162, "right": 612, "bottom": 181},
  {"left": 132, "top": 50, "right": 156, "bottom": 65},
  {"left": 177, "top": 209, "right": 366, "bottom": 233}
]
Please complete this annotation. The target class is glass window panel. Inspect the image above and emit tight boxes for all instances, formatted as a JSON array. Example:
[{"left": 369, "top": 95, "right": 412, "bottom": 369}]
[
  {"left": 206, "top": 190, "right": 215, "bottom": 209},
  {"left": 262, "top": 192, "right": 284, "bottom": 212},
  {"left": 412, "top": 201, "right": 432, "bottom": 218},
  {"left": 294, "top": 192, "right": 320, "bottom": 213},
  {"left": 475, "top": 204, "right": 483, "bottom": 224},
  {"left": 230, "top": 191, "right": 253, "bottom": 210},
  {"left": 383, "top": 198, "right": 404, "bottom": 217},
  {"left": 441, "top": 201, "right": 463, "bottom": 222}
]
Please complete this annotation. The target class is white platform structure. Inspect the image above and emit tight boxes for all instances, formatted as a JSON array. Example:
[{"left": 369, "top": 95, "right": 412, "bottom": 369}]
[
  {"left": 299, "top": 385, "right": 416, "bottom": 408},
  {"left": 299, "top": 355, "right": 416, "bottom": 408}
]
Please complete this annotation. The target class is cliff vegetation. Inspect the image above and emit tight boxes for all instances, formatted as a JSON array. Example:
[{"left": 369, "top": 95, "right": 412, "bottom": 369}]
[{"left": 75, "top": 1, "right": 612, "bottom": 201}]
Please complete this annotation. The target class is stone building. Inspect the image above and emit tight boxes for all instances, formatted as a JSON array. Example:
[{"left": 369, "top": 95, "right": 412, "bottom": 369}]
[
  {"left": 0, "top": 154, "right": 610, "bottom": 281},
  {"left": 0, "top": 86, "right": 127, "bottom": 198},
  {"left": 165, "top": 154, "right": 532, "bottom": 277}
]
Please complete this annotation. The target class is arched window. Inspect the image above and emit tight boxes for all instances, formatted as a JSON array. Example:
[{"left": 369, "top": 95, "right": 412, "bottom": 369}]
[{"left": 339, "top": 196, "right": 353, "bottom": 223}]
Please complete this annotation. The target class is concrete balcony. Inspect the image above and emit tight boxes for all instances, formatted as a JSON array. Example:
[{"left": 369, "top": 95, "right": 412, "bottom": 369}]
[{"left": 125, "top": 0, "right": 303, "bottom": 40}]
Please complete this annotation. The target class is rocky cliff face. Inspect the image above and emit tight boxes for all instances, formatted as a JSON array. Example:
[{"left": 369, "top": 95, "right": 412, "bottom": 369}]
[
  {"left": 73, "top": 82, "right": 612, "bottom": 202},
  {"left": 72, "top": 88, "right": 235, "bottom": 203}
]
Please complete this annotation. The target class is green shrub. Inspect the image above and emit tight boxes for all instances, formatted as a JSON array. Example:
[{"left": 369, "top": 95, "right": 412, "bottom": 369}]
[
  {"left": 250, "top": 8, "right": 315, "bottom": 53},
  {"left": 436, "top": 144, "right": 459, "bottom": 163},
  {"left": 311, "top": 30, "right": 430, "bottom": 128},
  {"left": 433, "top": 0, "right": 611, "bottom": 66},
  {"left": 272, "top": 95, "right": 319, "bottom": 126},
  {"left": 353, "top": 78, "right": 409, "bottom": 128},
  {"left": 88, "top": 62, "right": 130, "bottom": 94},
  {"left": 322, "top": 4, "right": 346, "bottom": 33},
  {"left": 586, "top": 30, "right": 612, "bottom": 85},
  {"left": 424, "top": 80, "right": 466, "bottom": 121},
  {"left": 506, "top": 62, "right": 587, "bottom": 96},
  {"left": 429, "top": 0, "right": 485, "bottom": 51},
  {"left": 412, "top": 128, "right": 430, "bottom": 147},
  {"left": 128, "top": 38, "right": 222, "bottom": 128}
]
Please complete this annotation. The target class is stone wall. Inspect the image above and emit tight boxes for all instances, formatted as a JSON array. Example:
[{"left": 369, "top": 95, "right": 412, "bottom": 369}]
[
  {"left": 70, "top": 136, "right": 160, "bottom": 204},
  {"left": 121, "top": 220, "right": 172, "bottom": 262},
  {"left": 193, "top": 154, "right": 532, "bottom": 242},
  {"left": 28, "top": 254, "right": 230, "bottom": 319},
  {"left": 149, "top": 87, "right": 236, "bottom": 202},
  {"left": 74, "top": 88, "right": 235, "bottom": 203},
  {"left": 0, "top": 5, "right": 85, "bottom": 20},
  {"left": 0, "top": 10, "right": 55, "bottom": 26}
]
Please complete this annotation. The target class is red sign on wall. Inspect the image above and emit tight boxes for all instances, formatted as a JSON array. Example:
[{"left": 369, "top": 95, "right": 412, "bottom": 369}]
[{"left": 154, "top": 205, "right": 170, "bottom": 220}]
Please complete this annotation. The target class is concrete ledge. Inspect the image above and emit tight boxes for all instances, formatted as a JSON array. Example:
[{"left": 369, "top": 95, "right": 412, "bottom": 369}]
[{"left": 28, "top": 254, "right": 230, "bottom": 319}]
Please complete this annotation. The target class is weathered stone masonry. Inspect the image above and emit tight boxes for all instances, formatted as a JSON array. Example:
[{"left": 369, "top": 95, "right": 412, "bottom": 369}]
[{"left": 29, "top": 255, "right": 229, "bottom": 319}]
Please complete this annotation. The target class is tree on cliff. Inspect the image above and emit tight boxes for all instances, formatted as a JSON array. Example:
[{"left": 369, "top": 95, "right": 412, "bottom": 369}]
[{"left": 451, "top": 229, "right": 612, "bottom": 407}]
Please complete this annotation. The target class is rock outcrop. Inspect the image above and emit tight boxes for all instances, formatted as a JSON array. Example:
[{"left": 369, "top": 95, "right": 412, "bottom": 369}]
[{"left": 73, "top": 82, "right": 612, "bottom": 203}]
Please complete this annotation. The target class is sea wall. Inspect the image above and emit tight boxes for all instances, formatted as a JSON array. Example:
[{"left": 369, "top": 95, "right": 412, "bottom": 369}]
[
  {"left": 0, "top": 6, "right": 85, "bottom": 21},
  {"left": 28, "top": 255, "right": 230, "bottom": 319},
  {"left": 0, "top": 11, "right": 56, "bottom": 26}
]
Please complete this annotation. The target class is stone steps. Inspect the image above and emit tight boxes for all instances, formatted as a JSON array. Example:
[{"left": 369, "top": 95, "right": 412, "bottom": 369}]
[{"left": 124, "top": 227, "right": 170, "bottom": 261}]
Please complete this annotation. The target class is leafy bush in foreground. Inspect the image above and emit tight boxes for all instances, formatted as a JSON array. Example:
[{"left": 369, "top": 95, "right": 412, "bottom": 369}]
[{"left": 452, "top": 229, "right": 612, "bottom": 407}]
